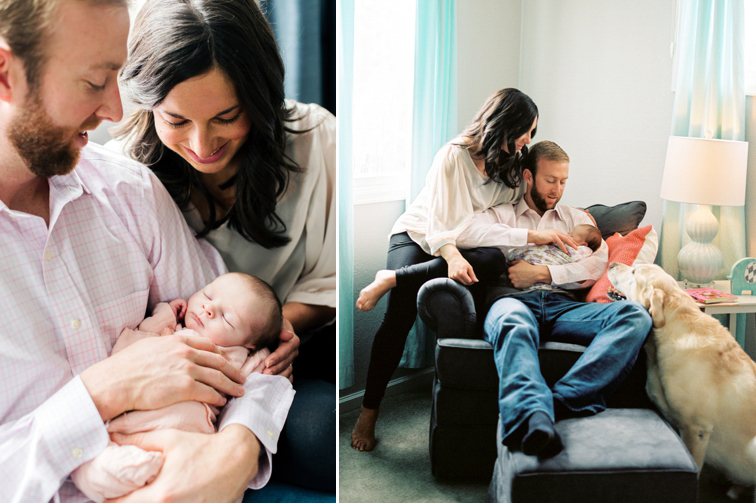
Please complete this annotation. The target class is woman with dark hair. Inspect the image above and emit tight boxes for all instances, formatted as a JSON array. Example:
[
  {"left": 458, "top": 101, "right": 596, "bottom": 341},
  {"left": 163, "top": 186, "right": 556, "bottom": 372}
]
[
  {"left": 108, "top": 0, "right": 335, "bottom": 495},
  {"left": 351, "top": 88, "right": 539, "bottom": 451}
]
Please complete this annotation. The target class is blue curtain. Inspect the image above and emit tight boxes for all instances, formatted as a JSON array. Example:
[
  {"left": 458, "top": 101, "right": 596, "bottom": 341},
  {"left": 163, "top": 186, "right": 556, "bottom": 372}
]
[
  {"left": 264, "top": 0, "right": 336, "bottom": 114},
  {"left": 337, "top": 0, "right": 354, "bottom": 389},
  {"left": 400, "top": 0, "right": 458, "bottom": 368},
  {"left": 657, "top": 0, "right": 747, "bottom": 344}
]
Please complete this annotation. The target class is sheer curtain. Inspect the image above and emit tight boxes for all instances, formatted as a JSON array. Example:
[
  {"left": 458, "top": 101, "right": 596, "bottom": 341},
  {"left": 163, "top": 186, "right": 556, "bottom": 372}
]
[
  {"left": 657, "top": 0, "right": 747, "bottom": 343},
  {"left": 400, "top": 0, "right": 458, "bottom": 368},
  {"left": 338, "top": 0, "right": 354, "bottom": 389}
]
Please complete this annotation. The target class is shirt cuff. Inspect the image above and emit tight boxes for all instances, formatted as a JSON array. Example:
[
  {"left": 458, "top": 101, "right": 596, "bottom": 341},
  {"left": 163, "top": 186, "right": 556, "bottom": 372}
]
[
  {"left": 218, "top": 374, "right": 295, "bottom": 489},
  {"left": 511, "top": 228, "right": 530, "bottom": 247},
  {"left": 546, "top": 265, "right": 567, "bottom": 286},
  {"left": 427, "top": 238, "right": 455, "bottom": 257},
  {"left": 35, "top": 376, "right": 109, "bottom": 484}
]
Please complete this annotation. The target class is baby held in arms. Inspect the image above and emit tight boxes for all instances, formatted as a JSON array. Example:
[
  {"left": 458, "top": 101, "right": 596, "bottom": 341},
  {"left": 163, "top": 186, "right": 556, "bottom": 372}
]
[
  {"left": 72, "top": 272, "right": 288, "bottom": 502},
  {"left": 357, "top": 224, "right": 602, "bottom": 310},
  {"left": 503, "top": 224, "right": 601, "bottom": 288}
]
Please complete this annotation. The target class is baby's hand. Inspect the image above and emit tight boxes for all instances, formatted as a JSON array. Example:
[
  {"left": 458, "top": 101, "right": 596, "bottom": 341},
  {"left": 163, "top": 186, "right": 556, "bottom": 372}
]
[{"left": 169, "top": 299, "right": 187, "bottom": 321}]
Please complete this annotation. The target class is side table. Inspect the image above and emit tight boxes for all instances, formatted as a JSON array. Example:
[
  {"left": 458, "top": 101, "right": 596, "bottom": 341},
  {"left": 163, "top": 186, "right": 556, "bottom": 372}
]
[{"left": 680, "top": 280, "right": 756, "bottom": 348}]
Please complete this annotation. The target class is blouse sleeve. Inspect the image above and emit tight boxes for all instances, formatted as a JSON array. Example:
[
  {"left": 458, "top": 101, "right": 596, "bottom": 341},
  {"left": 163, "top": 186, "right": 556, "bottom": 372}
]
[
  {"left": 424, "top": 146, "right": 480, "bottom": 255},
  {"left": 284, "top": 110, "right": 336, "bottom": 309}
]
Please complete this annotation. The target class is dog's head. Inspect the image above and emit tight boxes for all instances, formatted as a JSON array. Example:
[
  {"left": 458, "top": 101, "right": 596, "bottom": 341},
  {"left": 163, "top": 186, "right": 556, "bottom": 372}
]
[{"left": 607, "top": 263, "right": 682, "bottom": 328}]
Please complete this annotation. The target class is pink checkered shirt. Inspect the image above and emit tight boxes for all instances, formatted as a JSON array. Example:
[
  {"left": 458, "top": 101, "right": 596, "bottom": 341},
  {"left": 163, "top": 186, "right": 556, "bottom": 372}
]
[{"left": 0, "top": 144, "right": 295, "bottom": 503}]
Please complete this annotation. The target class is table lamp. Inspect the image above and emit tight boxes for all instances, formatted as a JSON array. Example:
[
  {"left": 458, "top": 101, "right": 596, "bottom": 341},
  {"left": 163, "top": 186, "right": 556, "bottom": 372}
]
[{"left": 659, "top": 135, "right": 749, "bottom": 286}]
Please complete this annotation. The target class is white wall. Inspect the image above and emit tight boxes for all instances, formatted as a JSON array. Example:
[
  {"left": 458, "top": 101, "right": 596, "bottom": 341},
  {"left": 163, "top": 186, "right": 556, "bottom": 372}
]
[
  {"left": 341, "top": 200, "right": 409, "bottom": 397},
  {"left": 458, "top": 0, "right": 676, "bottom": 229},
  {"left": 456, "top": 0, "right": 522, "bottom": 131},
  {"left": 519, "top": 0, "right": 676, "bottom": 230}
]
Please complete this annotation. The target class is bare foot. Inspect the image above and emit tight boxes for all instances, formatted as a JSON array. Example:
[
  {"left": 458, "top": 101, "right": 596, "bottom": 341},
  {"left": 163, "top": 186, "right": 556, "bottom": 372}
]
[
  {"left": 351, "top": 406, "right": 379, "bottom": 451},
  {"left": 356, "top": 270, "right": 397, "bottom": 311}
]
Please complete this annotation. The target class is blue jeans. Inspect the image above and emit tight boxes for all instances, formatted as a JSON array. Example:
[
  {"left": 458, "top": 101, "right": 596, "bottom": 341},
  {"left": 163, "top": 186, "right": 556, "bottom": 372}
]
[{"left": 483, "top": 291, "right": 651, "bottom": 445}]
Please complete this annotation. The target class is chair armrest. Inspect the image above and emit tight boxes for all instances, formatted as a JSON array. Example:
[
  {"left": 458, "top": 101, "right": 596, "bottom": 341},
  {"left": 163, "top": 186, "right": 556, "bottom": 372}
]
[{"left": 417, "top": 278, "right": 477, "bottom": 339}]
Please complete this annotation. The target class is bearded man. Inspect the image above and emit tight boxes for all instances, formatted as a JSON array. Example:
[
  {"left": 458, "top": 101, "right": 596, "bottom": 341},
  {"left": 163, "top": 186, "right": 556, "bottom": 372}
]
[
  {"left": 454, "top": 140, "right": 652, "bottom": 457},
  {"left": 0, "top": 1, "right": 297, "bottom": 502}
]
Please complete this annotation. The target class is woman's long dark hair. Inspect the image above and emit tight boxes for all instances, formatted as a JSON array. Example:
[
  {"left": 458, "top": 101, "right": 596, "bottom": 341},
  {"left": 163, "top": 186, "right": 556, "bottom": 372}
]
[
  {"left": 453, "top": 88, "right": 538, "bottom": 188},
  {"left": 114, "top": 0, "right": 303, "bottom": 248}
]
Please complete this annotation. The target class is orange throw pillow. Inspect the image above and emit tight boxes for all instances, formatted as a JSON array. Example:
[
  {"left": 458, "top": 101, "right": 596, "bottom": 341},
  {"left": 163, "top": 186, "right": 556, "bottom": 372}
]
[{"left": 586, "top": 225, "right": 654, "bottom": 303}]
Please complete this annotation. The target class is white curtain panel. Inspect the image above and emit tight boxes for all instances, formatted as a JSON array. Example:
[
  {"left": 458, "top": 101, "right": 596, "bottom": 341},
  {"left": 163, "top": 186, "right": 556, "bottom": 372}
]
[{"left": 658, "top": 0, "right": 746, "bottom": 280}]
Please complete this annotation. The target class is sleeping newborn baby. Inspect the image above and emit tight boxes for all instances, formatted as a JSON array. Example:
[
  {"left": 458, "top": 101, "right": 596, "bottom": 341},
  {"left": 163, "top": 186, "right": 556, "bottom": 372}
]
[
  {"left": 506, "top": 223, "right": 602, "bottom": 264},
  {"left": 72, "top": 272, "right": 292, "bottom": 502},
  {"left": 504, "top": 224, "right": 602, "bottom": 288}
]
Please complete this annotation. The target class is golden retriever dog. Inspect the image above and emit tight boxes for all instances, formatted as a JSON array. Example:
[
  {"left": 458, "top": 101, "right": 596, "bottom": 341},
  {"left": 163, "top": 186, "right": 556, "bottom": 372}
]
[{"left": 608, "top": 262, "right": 756, "bottom": 489}]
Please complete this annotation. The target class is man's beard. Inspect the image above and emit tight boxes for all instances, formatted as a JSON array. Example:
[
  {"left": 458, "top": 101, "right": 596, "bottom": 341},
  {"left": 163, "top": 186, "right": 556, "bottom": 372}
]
[
  {"left": 530, "top": 183, "right": 560, "bottom": 214},
  {"left": 7, "top": 90, "right": 93, "bottom": 178}
]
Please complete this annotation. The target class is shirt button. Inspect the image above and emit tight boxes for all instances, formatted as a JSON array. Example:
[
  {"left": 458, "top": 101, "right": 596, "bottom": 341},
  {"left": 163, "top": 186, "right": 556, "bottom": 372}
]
[
  {"left": 45, "top": 251, "right": 52, "bottom": 261},
  {"left": 71, "top": 319, "right": 81, "bottom": 329},
  {"left": 268, "top": 430, "right": 274, "bottom": 440},
  {"left": 72, "top": 447, "right": 83, "bottom": 458}
]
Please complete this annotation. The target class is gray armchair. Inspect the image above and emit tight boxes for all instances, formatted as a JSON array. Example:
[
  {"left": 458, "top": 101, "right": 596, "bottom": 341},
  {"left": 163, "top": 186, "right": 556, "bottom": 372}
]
[{"left": 417, "top": 202, "right": 699, "bottom": 502}]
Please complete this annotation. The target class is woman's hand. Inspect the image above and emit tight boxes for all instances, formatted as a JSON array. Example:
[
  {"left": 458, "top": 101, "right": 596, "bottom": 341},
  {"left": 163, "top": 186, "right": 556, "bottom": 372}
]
[
  {"left": 439, "top": 243, "right": 478, "bottom": 285},
  {"left": 527, "top": 229, "right": 579, "bottom": 254},
  {"left": 263, "top": 318, "right": 299, "bottom": 382},
  {"left": 81, "top": 334, "right": 245, "bottom": 422},
  {"left": 106, "top": 425, "right": 259, "bottom": 503}
]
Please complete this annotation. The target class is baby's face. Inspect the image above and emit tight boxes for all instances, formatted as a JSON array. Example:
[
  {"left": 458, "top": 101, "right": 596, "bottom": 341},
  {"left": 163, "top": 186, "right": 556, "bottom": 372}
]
[{"left": 184, "top": 274, "right": 261, "bottom": 348}]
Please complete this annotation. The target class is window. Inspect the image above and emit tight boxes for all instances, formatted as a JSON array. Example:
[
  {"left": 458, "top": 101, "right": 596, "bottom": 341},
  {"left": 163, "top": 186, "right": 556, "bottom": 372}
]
[{"left": 351, "top": 0, "right": 417, "bottom": 204}]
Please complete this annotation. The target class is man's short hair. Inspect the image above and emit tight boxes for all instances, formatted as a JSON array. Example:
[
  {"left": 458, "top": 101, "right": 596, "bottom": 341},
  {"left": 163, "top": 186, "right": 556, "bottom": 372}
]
[
  {"left": 0, "top": 0, "right": 127, "bottom": 90},
  {"left": 522, "top": 140, "right": 569, "bottom": 177}
]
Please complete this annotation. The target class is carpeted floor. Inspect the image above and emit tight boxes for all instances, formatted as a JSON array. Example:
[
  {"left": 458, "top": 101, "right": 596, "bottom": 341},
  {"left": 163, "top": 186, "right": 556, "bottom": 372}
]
[
  {"left": 339, "top": 390, "right": 751, "bottom": 503},
  {"left": 339, "top": 391, "right": 488, "bottom": 502}
]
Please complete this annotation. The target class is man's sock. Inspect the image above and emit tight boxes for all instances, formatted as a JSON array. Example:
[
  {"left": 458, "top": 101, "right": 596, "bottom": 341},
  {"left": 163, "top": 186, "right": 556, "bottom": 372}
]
[{"left": 521, "top": 411, "right": 560, "bottom": 456}]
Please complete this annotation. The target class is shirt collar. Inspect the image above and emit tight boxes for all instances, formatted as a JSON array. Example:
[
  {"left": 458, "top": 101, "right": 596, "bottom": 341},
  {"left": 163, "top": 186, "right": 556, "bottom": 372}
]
[
  {"left": 0, "top": 167, "right": 90, "bottom": 216},
  {"left": 514, "top": 196, "right": 567, "bottom": 222},
  {"left": 49, "top": 167, "right": 92, "bottom": 197}
]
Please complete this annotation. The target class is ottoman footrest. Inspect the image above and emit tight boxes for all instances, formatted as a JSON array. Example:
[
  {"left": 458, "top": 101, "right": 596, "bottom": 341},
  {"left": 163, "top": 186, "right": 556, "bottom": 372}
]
[{"left": 487, "top": 408, "right": 698, "bottom": 503}]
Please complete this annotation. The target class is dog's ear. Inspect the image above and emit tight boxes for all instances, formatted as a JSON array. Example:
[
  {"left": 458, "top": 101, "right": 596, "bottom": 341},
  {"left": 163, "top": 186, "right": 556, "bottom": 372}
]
[
  {"left": 648, "top": 288, "right": 666, "bottom": 328},
  {"left": 638, "top": 284, "right": 654, "bottom": 309}
]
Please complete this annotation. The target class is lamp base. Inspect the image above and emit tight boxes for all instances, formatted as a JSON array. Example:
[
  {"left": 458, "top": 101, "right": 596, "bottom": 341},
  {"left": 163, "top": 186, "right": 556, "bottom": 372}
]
[{"left": 677, "top": 205, "right": 723, "bottom": 285}]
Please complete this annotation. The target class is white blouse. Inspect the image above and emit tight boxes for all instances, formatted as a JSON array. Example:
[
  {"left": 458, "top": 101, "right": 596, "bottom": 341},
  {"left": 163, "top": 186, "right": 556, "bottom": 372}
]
[
  {"left": 107, "top": 101, "right": 336, "bottom": 309},
  {"left": 391, "top": 143, "right": 526, "bottom": 256}
]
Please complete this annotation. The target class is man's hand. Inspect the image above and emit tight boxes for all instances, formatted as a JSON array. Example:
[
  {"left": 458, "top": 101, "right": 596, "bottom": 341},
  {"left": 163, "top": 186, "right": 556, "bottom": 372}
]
[
  {"left": 263, "top": 318, "right": 299, "bottom": 382},
  {"left": 81, "top": 334, "right": 245, "bottom": 422},
  {"left": 439, "top": 243, "right": 478, "bottom": 285},
  {"left": 508, "top": 260, "right": 551, "bottom": 289},
  {"left": 106, "top": 425, "right": 260, "bottom": 503},
  {"left": 527, "top": 229, "right": 579, "bottom": 254}
]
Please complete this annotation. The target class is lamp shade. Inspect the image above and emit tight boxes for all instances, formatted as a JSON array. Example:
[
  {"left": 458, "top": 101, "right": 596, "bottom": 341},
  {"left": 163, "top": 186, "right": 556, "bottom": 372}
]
[{"left": 659, "top": 136, "right": 748, "bottom": 206}]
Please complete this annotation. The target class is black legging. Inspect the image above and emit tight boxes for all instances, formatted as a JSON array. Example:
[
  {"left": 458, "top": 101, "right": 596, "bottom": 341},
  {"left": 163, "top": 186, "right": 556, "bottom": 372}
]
[{"left": 362, "top": 232, "right": 508, "bottom": 409}]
